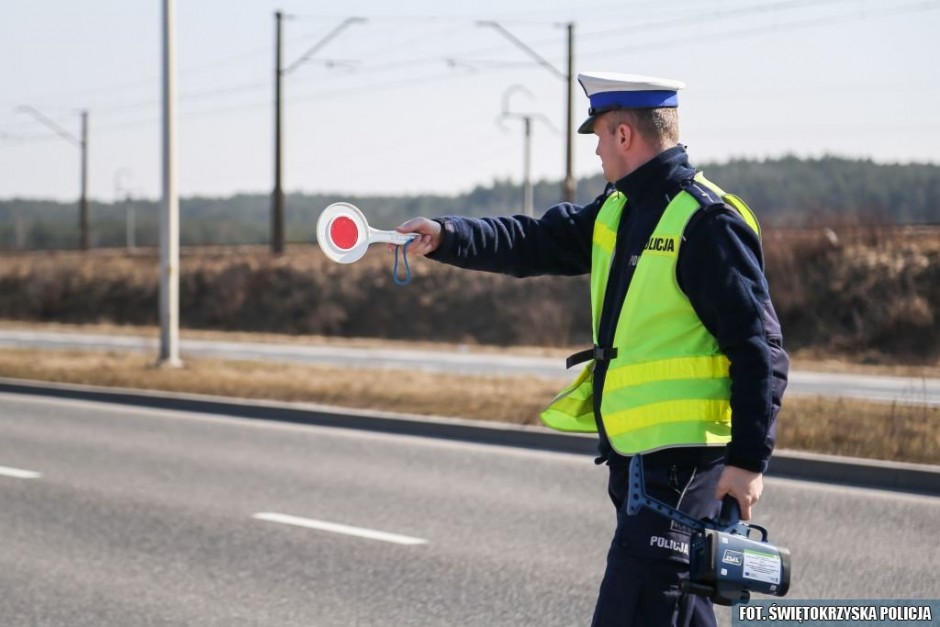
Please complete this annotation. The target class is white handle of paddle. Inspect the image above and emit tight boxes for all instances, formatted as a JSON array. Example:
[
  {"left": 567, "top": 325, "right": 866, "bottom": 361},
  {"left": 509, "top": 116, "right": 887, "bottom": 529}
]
[{"left": 368, "top": 228, "right": 416, "bottom": 246}]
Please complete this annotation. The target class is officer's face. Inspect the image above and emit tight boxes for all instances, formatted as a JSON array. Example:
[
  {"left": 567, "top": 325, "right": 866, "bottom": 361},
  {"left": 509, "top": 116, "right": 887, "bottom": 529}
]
[{"left": 594, "top": 114, "right": 629, "bottom": 182}]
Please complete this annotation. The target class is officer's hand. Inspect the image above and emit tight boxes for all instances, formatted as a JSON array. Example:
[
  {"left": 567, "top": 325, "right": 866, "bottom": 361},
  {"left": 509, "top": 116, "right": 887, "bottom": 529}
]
[
  {"left": 714, "top": 466, "right": 763, "bottom": 521},
  {"left": 390, "top": 218, "right": 442, "bottom": 257}
]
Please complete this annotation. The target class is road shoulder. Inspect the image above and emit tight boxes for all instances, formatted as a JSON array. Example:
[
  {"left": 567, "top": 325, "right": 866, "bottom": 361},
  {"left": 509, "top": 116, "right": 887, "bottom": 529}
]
[{"left": 2, "top": 376, "right": 937, "bottom": 496}]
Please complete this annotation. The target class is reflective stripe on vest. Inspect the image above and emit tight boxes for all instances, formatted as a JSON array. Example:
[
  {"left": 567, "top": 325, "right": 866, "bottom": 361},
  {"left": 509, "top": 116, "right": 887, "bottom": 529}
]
[{"left": 540, "top": 174, "right": 761, "bottom": 453}]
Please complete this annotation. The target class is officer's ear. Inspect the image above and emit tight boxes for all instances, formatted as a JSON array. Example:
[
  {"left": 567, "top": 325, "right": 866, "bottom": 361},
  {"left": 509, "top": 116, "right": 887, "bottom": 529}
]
[{"left": 615, "top": 121, "right": 634, "bottom": 151}]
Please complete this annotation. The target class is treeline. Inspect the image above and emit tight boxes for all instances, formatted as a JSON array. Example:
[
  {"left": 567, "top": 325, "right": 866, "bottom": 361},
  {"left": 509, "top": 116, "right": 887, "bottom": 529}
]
[{"left": 2, "top": 156, "right": 938, "bottom": 250}]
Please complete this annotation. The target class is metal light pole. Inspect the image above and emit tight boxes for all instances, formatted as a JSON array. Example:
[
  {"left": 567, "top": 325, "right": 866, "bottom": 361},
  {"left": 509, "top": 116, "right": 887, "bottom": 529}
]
[
  {"left": 126, "top": 193, "right": 136, "bottom": 251},
  {"left": 79, "top": 111, "right": 89, "bottom": 249},
  {"left": 272, "top": 13, "right": 366, "bottom": 255},
  {"left": 273, "top": 11, "right": 285, "bottom": 255},
  {"left": 500, "top": 114, "right": 535, "bottom": 217},
  {"left": 500, "top": 85, "right": 556, "bottom": 218},
  {"left": 522, "top": 117, "right": 532, "bottom": 217},
  {"left": 114, "top": 169, "right": 135, "bottom": 250},
  {"left": 478, "top": 21, "right": 576, "bottom": 203},
  {"left": 158, "top": 0, "right": 182, "bottom": 367},
  {"left": 15, "top": 106, "right": 90, "bottom": 249},
  {"left": 564, "top": 23, "right": 575, "bottom": 203}
]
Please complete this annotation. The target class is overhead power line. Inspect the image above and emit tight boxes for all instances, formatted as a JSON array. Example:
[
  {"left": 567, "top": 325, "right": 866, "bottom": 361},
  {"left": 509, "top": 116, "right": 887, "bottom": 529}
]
[
  {"left": 581, "top": 0, "right": 940, "bottom": 58},
  {"left": 2, "top": 1, "right": 935, "bottom": 142},
  {"left": 288, "top": 13, "right": 560, "bottom": 27},
  {"left": 0, "top": 0, "right": 915, "bottom": 122},
  {"left": 581, "top": 0, "right": 871, "bottom": 40},
  {"left": 13, "top": 106, "right": 90, "bottom": 249},
  {"left": 3, "top": 43, "right": 276, "bottom": 109}
]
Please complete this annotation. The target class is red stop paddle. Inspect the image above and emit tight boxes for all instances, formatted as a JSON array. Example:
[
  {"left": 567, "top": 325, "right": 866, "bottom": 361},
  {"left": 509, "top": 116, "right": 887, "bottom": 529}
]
[{"left": 317, "top": 202, "right": 415, "bottom": 264}]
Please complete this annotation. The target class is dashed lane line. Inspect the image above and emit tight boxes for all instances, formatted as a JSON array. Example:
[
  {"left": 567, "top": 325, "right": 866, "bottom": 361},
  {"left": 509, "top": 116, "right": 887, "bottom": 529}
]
[
  {"left": 0, "top": 465, "right": 42, "bottom": 479},
  {"left": 252, "top": 512, "right": 428, "bottom": 545}
]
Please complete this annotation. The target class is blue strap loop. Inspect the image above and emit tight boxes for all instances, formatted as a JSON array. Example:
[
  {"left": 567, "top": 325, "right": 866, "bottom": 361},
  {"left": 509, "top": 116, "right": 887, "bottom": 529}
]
[{"left": 392, "top": 239, "right": 412, "bottom": 286}]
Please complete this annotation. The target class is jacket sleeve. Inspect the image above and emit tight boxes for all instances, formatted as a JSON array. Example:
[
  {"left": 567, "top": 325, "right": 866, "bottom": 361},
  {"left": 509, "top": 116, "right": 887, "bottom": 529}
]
[
  {"left": 677, "top": 207, "right": 790, "bottom": 474},
  {"left": 426, "top": 189, "right": 610, "bottom": 277}
]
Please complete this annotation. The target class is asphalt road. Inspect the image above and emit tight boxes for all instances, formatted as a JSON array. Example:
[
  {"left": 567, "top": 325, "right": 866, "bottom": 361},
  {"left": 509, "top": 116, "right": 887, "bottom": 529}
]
[
  {"left": 0, "top": 393, "right": 937, "bottom": 626},
  {"left": 1, "top": 329, "right": 938, "bottom": 407}
]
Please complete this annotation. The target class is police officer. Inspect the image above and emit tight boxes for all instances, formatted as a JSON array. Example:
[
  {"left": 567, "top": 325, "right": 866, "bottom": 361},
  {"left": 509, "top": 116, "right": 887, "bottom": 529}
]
[{"left": 396, "top": 71, "right": 789, "bottom": 627}]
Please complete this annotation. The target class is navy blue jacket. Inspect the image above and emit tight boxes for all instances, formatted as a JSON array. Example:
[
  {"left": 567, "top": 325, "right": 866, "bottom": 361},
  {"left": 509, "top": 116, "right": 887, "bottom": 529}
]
[{"left": 429, "top": 145, "right": 788, "bottom": 473}]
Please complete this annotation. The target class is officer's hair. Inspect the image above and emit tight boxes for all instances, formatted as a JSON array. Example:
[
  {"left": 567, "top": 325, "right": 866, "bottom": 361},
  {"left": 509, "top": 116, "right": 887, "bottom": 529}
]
[{"left": 606, "top": 108, "right": 679, "bottom": 146}]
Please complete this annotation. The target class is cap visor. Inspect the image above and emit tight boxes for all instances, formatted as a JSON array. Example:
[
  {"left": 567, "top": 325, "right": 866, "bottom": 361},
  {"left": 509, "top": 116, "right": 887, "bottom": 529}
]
[{"left": 577, "top": 115, "right": 598, "bottom": 134}]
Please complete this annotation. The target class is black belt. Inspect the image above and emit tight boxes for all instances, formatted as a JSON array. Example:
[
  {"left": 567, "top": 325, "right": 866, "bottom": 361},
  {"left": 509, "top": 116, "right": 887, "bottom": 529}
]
[{"left": 566, "top": 345, "right": 618, "bottom": 369}]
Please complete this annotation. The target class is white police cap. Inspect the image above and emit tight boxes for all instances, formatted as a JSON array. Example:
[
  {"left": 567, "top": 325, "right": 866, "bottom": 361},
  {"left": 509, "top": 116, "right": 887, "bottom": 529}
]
[{"left": 577, "top": 71, "right": 686, "bottom": 134}]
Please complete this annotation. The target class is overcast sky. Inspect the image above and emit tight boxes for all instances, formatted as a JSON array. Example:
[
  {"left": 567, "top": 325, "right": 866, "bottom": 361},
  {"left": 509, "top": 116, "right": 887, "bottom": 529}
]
[{"left": 1, "top": 0, "right": 937, "bottom": 202}]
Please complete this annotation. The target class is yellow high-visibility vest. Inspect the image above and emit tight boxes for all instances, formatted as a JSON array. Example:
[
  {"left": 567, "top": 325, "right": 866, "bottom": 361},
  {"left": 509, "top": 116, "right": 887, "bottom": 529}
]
[{"left": 540, "top": 174, "right": 760, "bottom": 455}]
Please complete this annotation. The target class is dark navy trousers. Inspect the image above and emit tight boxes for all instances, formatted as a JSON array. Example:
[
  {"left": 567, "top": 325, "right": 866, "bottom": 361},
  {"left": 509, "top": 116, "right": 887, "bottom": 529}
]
[{"left": 591, "top": 452, "right": 724, "bottom": 627}]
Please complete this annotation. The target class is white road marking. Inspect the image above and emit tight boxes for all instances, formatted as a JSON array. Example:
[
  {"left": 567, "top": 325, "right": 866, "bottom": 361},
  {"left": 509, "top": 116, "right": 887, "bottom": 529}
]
[
  {"left": 0, "top": 465, "right": 41, "bottom": 479},
  {"left": 252, "top": 512, "right": 428, "bottom": 545}
]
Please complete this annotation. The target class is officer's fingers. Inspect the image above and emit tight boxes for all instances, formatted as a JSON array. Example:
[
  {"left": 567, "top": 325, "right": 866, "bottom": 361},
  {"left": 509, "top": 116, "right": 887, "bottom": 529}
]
[
  {"left": 417, "top": 231, "right": 442, "bottom": 255},
  {"left": 394, "top": 218, "right": 420, "bottom": 233},
  {"left": 750, "top": 486, "right": 762, "bottom": 504},
  {"left": 404, "top": 234, "right": 429, "bottom": 255},
  {"left": 716, "top": 466, "right": 762, "bottom": 502},
  {"left": 392, "top": 220, "right": 440, "bottom": 254},
  {"left": 388, "top": 233, "right": 435, "bottom": 257},
  {"left": 739, "top": 488, "right": 763, "bottom": 521},
  {"left": 714, "top": 482, "right": 730, "bottom": 501},
  {"left": 738, "top": 497, "right": 753, "bottom": 521},
  {"left": 716, "top": 483, "right": 748, "bottom": 520},
  {"left": 713, "top": 473, "right": 732, "bottom": 501},
  {"left": 395, "top": 217, "right": 433, "bottom": 235},
  {"left": 745, "top": 475, "right": 764, "bottom": 506}
]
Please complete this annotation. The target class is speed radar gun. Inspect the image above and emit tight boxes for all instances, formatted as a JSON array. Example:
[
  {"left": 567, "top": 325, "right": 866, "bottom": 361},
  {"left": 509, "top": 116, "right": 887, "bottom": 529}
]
[
  {"left": 627, "top": 455, "right": 791, "bottom": 605},
  {"left": 317, "top": 202, "right": 417, "bottom": 286}
]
